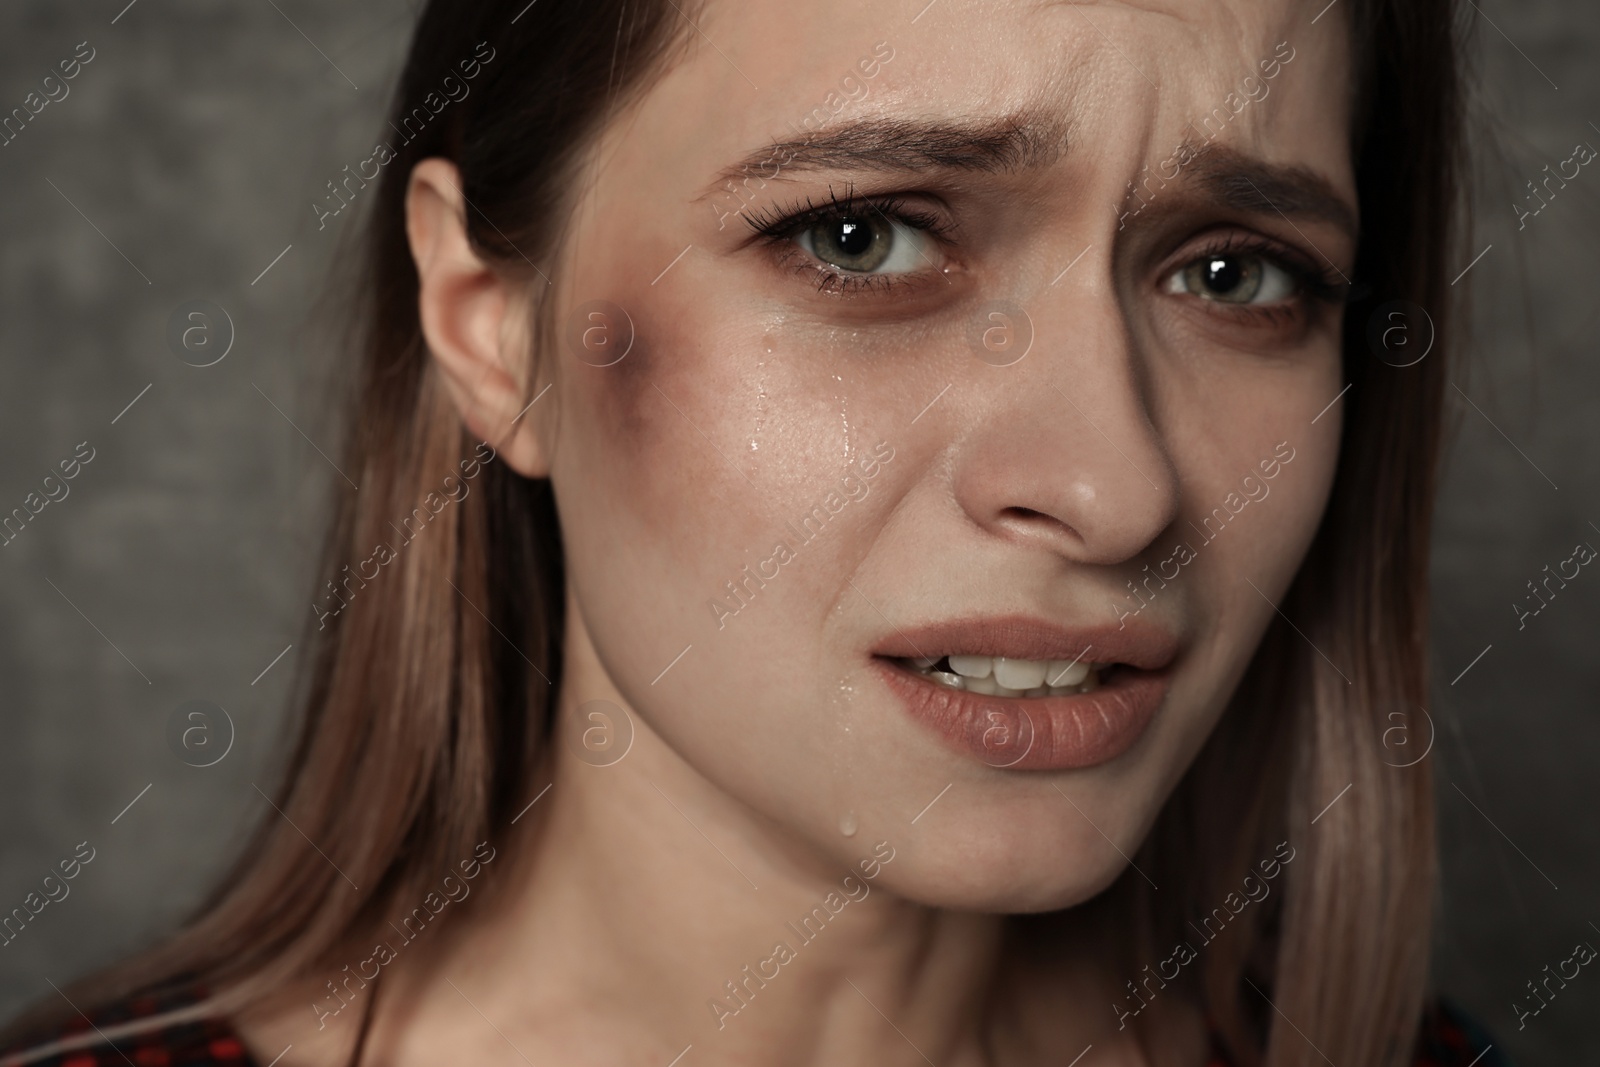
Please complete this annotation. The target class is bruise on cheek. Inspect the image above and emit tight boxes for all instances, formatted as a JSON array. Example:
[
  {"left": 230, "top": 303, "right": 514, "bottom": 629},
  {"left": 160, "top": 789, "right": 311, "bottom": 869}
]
[
  {"left": 570, "top": 326, "right": 691, "bottom": 549},
  {"left": 554, "top": 275, "right": 669, "bottom": 451},
  {"left": 581, "top": 310, "right": 720, "bottom": 504},
  {"left": 591, "top": 323, "right": 655, "bottom": 446}
]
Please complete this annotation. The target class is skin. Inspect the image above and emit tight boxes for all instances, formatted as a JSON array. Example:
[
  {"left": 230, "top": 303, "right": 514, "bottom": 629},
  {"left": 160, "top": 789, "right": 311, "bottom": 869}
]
[{"left": 236, "top": 0, "right": 1355, "bottom": 1064}]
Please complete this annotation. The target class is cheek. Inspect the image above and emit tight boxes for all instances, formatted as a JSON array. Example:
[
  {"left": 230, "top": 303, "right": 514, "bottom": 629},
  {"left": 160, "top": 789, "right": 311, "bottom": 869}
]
[
  {"left": 556, "top": 308, "right": 756, "bottom": 615},
  {"left": 562, "top": 304, "right": 765, "bottom": 548},
  {"left": 548, "top": 270, "right": 865, "bottom": 665},
  {"left": 551, "top": 222, "right": 735, "bottom": 529},
  {"left": 1204, "top": 439, "right": 1336, "bottom": 619},
  {"left": 560, "top": 265, "right": 895, "bottom": 558},
  {"left": 1149, "top": 346, "right": 1342, "bottom": 702},
  {"left": 545, "top": 280, "right": 910, "bottom": 834}
]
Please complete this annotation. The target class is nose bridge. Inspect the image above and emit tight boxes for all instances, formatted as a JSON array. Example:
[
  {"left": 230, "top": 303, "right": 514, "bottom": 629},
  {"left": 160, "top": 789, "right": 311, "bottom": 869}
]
[
  {"left": 1034, "top": 271, "right": 1157, "bottom": 453},
  {"left": 951, "top": 269, "right": 1179, "bottom": 565}
]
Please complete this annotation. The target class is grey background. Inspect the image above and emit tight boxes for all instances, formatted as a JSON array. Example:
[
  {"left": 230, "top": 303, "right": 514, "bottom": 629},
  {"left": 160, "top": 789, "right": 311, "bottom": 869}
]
[{"left": 0, "top": 0, "right": 1596, "bottom": 1062}]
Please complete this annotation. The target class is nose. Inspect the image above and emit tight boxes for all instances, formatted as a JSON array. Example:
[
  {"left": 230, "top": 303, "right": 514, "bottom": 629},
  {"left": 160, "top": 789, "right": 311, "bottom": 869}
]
[{"left": 949, "top": 278, "right": 1179, "bottom": 566}]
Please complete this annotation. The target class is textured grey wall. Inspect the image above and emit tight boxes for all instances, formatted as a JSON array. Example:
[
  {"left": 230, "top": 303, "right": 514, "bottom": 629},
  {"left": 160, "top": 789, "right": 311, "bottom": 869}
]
[
  {"left": 1, "top": 1, "right": 1596, "bottom": 1062},
  {"left": 0, "top": 0, "right": 416, "bottom": 1022},
  {"left": 1427, "top": 3, "right": 1600, "bottom": 1062}
]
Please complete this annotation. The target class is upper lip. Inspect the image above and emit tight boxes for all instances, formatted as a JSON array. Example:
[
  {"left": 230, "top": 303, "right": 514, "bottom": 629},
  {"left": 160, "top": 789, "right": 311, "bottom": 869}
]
[{"left": 871, "top": 614, "right": 1180, "bottom": 671}]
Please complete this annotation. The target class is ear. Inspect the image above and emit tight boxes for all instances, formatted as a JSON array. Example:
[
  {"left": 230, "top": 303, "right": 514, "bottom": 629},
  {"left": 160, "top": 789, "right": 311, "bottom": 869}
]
[{"left": 405, "top": 157, "right": 548, "bottom": 477}]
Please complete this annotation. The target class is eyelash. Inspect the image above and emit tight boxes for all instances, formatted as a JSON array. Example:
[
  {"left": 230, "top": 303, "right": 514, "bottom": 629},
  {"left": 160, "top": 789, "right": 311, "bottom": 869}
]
[
  {"left": 744, "top": 189, "right": 955, "bottom": 295},
  {"left": 744, "top": 191, "right": 1350, "bottom": 313}
]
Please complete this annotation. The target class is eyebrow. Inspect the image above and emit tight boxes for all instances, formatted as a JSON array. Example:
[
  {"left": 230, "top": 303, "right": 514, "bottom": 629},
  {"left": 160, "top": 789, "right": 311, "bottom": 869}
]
[
  {"left": 701, "top": 114, "right": 1359, "bottom": 244},
  {"left": 700, "top": 111, "right": 1073, "bottom": 198},
  {"left": 1177, "top": 140, "right": 1359, "bottom": 244}
]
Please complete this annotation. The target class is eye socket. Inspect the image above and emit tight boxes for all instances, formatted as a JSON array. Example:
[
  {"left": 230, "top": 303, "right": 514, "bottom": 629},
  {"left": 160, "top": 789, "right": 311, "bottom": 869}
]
[
  {"left": 1166, "top": 251, "right": 1297, "bottom": 305},
  {"left": 794, "top": 212, "right": 937, "bottom": 275}
]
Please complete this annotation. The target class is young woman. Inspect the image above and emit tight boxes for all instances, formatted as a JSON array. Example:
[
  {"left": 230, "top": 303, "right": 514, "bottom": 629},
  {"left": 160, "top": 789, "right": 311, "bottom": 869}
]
[{"left": 2, "top": 0, "right": 1506, "bottom": 1064}]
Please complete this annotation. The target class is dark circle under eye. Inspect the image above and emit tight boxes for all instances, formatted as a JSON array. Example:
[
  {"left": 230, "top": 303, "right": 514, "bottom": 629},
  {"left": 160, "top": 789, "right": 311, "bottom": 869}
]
[
  {"left": 808, "top": 214, "right": 893, "bottom": 272},
  {"left": 1183, "top": 253, "right": 1264, "bottom": 303}
]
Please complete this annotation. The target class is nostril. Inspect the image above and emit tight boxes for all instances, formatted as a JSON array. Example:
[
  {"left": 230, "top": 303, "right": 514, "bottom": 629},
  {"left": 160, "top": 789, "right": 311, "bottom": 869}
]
[{"left": 997, "top": 505, "right": 1080, "bottom": 541}]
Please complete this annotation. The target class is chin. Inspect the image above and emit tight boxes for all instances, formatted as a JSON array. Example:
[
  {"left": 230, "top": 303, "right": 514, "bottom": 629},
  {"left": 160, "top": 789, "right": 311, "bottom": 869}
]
[{"left": 862, "top": 813, "right": 1148, "bottom": 914}]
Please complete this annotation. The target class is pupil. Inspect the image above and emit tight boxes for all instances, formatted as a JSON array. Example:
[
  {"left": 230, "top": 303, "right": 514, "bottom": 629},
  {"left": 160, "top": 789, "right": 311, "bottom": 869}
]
[
  {"left": 834, "top": 217, "right": 874, "bottom": 257},
  {"left": 1204, "top": 255, "right": 1242, "bottom": 292}
]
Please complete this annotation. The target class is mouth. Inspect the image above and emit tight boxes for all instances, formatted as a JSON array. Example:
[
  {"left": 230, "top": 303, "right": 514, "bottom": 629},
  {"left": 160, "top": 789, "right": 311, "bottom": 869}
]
[
  {"left": 870, "top": 617, "right": 1178, "bottom": 771},
  {"left": 888, "top": 653, "right": 1115, "bottom": 697}
]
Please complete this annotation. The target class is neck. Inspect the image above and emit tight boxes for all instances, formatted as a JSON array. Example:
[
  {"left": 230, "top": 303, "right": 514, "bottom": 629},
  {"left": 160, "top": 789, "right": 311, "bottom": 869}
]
[
  {"left": 235, "top": 622, "right": 1197, "bottom": 1067},
  {"left": 395, "top": 688, "right": 1009, "bottom": 1064}
]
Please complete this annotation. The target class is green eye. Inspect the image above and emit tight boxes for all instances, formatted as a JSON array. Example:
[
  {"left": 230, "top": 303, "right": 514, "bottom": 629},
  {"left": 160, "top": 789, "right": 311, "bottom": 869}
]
[
  {"left": 796, "top": 213, "right": 935, "bottom": 275},
  {"left": 806, "top": 215, "right": 891, "bottom": 271},
  {"left": 1168, "top": 252, "right": 1294, "bottom": 304}
]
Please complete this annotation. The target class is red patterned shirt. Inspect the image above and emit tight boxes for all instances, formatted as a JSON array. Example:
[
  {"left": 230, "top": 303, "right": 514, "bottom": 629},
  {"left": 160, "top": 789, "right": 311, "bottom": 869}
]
[{"left": 1, "top": 986, "right": 256, "bottom": 1066}]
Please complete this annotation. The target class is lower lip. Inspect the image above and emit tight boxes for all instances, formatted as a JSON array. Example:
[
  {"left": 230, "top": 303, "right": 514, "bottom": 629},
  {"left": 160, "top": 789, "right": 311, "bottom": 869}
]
[{"left": 873, "top": 659, "right": 1169, "bottom": 771}]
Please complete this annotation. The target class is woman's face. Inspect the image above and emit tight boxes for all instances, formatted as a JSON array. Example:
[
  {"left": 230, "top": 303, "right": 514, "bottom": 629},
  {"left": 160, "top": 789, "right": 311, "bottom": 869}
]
[{"left": 524, "top": 0, "right": 1353, "bottom": 910}]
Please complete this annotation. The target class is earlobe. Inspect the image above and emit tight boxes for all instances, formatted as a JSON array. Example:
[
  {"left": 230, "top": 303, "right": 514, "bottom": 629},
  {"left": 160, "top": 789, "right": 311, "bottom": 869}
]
[{"left": 405, "top": 157, "right": 549, "bottom": 477}]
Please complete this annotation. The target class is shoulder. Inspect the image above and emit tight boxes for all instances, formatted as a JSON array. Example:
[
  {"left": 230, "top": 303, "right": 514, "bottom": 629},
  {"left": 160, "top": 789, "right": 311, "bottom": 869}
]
[{"left": 0, "top": 985, "right": 258, "bottom": 1067}]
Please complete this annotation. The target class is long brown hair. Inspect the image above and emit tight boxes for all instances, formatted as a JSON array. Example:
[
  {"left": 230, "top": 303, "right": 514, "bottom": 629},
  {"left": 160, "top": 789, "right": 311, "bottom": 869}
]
[{"left": 2, "top": 1, "right": 1467, "bottom": 1064}]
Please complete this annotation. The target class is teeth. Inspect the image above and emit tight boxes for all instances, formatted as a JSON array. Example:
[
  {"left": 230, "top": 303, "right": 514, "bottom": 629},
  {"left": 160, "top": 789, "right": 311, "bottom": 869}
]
[
  {"left": 964, "top": 674, "right": 998, "bottom": 696},
  {"left": 1046, "top": 659, "right": 1089, "bottom": 687},
  {"left": 947, "top": 654, "right": 992, "bottom": 679},
  {"left": 993, "top": 657, "right": 1048, "bottom": 690},
  {"left": 899, "top": 655, "right": 1108, "bottom": 697}
]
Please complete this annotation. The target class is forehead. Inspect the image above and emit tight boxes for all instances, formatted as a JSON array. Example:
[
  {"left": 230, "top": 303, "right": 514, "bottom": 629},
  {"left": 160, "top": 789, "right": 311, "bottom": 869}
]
[{"left": 596, "top": 0, "right": 1354, "bottom": 208}]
